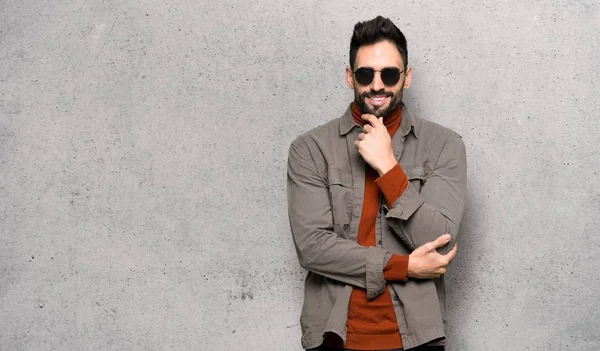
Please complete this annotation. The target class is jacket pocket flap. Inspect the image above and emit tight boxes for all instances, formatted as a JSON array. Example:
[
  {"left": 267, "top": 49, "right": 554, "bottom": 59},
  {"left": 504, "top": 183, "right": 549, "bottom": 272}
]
[{"left": 326, "top": 167, "right": 353, "bottom": 187}]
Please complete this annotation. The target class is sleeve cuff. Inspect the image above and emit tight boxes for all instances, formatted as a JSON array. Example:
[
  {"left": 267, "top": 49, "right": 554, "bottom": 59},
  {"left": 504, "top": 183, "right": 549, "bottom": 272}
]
[
  {"left": 365, "top": 246, "right": 388, "bottom": 299},
  {"left": 383, "top": 254, "right": 409, "bottom": 282},
  {"left": 385, "top": 183, "right": 426, "bottom": 221},
  {"left": 375, "top": 164, "right": 408, "bottom": 208}
]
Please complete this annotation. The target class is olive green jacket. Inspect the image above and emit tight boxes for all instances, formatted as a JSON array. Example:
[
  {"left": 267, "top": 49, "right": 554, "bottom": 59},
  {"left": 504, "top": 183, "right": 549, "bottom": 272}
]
[{"left": 287, "top": 104, "right": 467, "bottom": 349}]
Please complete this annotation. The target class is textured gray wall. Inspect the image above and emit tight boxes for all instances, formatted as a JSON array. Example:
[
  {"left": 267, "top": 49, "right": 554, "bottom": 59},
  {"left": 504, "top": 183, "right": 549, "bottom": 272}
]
[{"left": 1, "top": 1, "right": 599, "bottom": 350}]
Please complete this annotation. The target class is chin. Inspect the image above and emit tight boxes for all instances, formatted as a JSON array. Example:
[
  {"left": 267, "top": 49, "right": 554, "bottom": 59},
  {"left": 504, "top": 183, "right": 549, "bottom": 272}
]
[{"left": 369, "top": 105, "right": 390, "bottom": 117}]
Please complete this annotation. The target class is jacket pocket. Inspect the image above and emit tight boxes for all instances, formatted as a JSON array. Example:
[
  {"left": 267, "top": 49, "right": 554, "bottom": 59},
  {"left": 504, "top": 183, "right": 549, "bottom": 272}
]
[{"left": 325, "top": 167, "right": 353, "bottom": 227}]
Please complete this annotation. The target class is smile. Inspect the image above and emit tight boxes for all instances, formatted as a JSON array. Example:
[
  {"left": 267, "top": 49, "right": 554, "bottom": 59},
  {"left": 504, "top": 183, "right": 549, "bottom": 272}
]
[{"left": 367, "top": 95, "right": 390, "bottom": 106}]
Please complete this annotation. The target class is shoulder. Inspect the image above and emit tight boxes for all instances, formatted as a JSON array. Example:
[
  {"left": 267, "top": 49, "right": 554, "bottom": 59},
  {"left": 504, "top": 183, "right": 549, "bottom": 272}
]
[
  {"left": 290, "top": 115, "right": 343, "bottom": 151},
  {"left": 413, "top": 114, "right": 461, "bottom": 141},
  {"left": 411, "top": 113, "right": 464, "bottom": 154}
]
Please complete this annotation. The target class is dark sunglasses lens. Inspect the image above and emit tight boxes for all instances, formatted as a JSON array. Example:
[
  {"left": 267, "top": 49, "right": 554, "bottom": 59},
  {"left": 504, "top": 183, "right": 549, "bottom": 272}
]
[
  {"left": 354, "top": 68, "right": 374, "bottom": 85},
  {"left": 381, "top": 68, "right": 401, "bottom": 85}
]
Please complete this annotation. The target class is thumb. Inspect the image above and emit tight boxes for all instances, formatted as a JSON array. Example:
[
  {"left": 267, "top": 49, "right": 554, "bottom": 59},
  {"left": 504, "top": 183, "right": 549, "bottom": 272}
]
[{"left": 431, "top": 234, "right": 452, "bottom": 249}]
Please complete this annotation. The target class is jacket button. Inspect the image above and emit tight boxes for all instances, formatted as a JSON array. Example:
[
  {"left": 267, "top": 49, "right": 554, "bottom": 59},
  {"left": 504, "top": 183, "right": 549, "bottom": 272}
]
[
  {"left": 377, "top": 240, "right": 382, "bottom": 246},
  {"left": 393, "top": 295, "right": 399, "bottom": 301}
]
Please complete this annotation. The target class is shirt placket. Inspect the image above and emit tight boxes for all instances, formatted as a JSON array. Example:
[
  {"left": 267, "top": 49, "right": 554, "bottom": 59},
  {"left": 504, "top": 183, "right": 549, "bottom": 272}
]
[{"left": 345, "top": 128, "right": 365, "bottom": 242}]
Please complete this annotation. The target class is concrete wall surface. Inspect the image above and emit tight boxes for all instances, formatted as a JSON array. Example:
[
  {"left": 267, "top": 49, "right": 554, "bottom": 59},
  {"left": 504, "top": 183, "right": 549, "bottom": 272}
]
[{"left": 1, "top": 1, "right": 599, "bottom": 350}]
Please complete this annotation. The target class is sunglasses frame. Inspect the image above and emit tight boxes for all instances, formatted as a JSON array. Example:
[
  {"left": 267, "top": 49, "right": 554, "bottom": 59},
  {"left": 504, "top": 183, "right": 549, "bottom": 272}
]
[{"left": 352, "top": 66, "right": 406, "bottom": 86}]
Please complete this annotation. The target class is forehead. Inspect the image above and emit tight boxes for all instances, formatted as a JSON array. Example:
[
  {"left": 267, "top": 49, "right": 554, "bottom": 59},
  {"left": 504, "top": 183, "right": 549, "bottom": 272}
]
[{"left": 355, "top": 40, "right": 404, "bottom": 69}]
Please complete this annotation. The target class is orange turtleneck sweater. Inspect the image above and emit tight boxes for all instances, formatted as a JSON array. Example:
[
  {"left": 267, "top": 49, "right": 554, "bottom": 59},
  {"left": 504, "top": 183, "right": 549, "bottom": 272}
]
[{"left": 344, "top": 102, "right": 410, "bottom": 350}]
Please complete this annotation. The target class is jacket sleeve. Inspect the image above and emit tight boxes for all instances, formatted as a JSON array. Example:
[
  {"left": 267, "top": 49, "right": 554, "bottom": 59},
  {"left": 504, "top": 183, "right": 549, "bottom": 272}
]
[
  {"left": 287, "top": 139, "right": 391, "bottom": 299},
  {"left": 384, "top": 137, "right": 467, "bottom": 254}
]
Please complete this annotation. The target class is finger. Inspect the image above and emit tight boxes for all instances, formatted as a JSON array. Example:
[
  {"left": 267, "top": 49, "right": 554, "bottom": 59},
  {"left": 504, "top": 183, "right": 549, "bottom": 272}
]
[
  {"left": 445, "top": 244, "right": 458, "bottom": 262},
  {"left": 353, "top": 140, "right": 360, "bottom": 149},
  {"left": 358, "top": 133, "right": 367, "bottom": 140},
  {"left": 423, "top": 242, "right": 436, "bottom": 252},
  {"left": 361, "top": 114, "right": 380, "bottom": 127},
  {"left": 362, "top": 125, "right": 373, "bottom": 133},
  {"left": 431, "top": 234, "right": 452, "bottom": 249}
]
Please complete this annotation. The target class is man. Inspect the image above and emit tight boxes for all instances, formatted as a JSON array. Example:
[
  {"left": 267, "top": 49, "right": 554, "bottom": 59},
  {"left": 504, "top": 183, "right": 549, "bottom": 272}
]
[{"left": 287, "top": 16, "right": 467, "bottom": 351}]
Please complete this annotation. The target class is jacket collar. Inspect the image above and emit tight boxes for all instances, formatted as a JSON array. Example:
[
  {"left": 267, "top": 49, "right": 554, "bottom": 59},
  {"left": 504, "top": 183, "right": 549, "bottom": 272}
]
[{"left": 339, "top": 102, "right": 419, "bottom": 138}]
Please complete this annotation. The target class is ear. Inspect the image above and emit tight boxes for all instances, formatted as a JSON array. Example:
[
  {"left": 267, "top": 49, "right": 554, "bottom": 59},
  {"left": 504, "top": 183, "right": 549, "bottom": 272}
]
[
  {"left": 345, "top": 66, "right": 355, "bottom": 89},
  {"left": 403, "top": 66, "right": 412, "bottom": 89}
]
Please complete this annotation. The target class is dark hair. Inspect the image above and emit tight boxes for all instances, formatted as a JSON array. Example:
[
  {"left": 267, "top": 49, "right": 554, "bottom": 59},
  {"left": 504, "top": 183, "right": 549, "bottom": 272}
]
[{"left": 349, "top": 16, "right": 408, "bottom": 69}]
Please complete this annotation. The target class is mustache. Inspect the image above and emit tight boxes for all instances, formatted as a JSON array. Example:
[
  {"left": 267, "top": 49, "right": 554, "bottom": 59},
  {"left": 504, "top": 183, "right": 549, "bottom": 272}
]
[{"left": 361, "top": 89, "right": 393, "bottom": 98}]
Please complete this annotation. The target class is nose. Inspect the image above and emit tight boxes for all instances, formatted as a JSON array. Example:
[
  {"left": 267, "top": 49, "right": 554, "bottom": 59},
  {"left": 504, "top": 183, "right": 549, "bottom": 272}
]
[{"left": 371, "top": 71, "right": 385, "bottom": 91}]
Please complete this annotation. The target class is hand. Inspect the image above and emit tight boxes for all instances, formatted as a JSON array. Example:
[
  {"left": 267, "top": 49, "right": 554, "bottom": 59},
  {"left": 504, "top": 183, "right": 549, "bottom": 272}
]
[
  {"left": 407, "top": 234, "right": 457, "bottom": 279},
  {"left": 353, "top": 114, "right": 397, "bottom": 176}
]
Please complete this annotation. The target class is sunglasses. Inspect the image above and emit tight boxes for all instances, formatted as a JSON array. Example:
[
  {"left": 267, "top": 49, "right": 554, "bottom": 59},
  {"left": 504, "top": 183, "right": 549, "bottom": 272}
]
[{"left": 353, "top": 67, "right": 405, "bottom": 86}]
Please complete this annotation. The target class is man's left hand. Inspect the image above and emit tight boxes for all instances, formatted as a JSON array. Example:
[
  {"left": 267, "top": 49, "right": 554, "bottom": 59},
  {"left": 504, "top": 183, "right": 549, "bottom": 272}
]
[{"left": 353, "top": 114, "right": 398, "bottom": 176}]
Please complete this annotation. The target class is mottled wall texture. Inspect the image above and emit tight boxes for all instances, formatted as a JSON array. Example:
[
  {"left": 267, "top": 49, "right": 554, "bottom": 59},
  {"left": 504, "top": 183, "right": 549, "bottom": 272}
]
[{"left": 1, "top": 1, "right": 599, "bottom": 350}]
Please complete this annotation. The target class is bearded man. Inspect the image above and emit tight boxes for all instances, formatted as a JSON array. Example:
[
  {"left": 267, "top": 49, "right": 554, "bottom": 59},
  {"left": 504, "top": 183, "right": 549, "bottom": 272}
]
[{"left": 287, "top": 16, "right": 467, "bottom": 351}]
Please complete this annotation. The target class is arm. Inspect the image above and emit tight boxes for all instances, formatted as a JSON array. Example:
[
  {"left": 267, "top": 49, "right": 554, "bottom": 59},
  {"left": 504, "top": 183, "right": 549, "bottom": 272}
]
[
  {"left": 354, "top": 114, "right": 464, "bottom": 262},
  {"left": 385, "top": 137, "right": 467, "bottom": 254},
  {"left": 287, "top": 140, "right": 395, "bottom": 298},
  {"left": 376, "top": 164, "right": 458, "bottom": 279}
]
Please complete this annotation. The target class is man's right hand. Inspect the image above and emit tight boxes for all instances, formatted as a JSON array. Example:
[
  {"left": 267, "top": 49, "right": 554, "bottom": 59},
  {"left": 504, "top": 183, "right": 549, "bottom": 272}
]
[{"left": 407, "top": 234, "right": 457, "bottom": 279}]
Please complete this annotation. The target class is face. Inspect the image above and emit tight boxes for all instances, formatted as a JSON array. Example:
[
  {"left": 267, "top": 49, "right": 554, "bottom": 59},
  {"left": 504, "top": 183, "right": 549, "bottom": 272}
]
[{"left": 345, "top": 40, "right": 412, "bottom": 118}]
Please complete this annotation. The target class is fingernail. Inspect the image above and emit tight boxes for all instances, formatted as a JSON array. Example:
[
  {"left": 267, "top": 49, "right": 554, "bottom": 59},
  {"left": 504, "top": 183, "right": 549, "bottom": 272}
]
[{"left": 445, "top": 234, "right": 451, "bottom": 241}]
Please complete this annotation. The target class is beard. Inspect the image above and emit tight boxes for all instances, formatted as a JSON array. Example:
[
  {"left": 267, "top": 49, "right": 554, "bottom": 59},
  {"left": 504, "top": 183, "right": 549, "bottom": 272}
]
[{"left": 355, "top": 86, "right": 404, "bottom": 118}]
